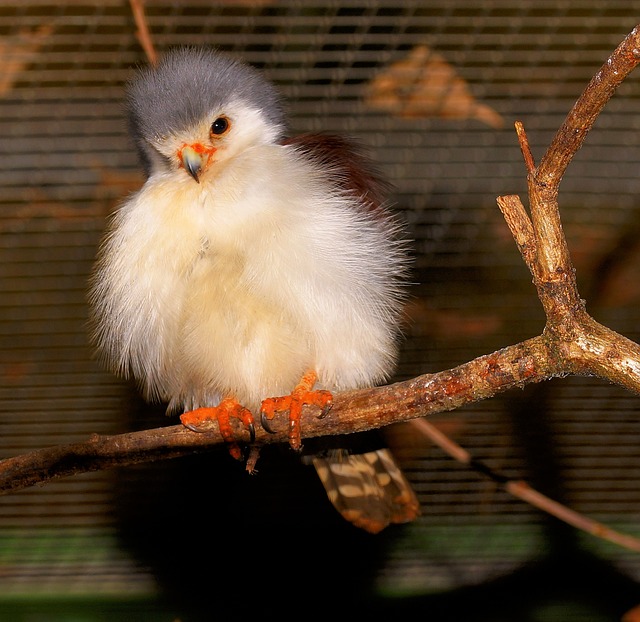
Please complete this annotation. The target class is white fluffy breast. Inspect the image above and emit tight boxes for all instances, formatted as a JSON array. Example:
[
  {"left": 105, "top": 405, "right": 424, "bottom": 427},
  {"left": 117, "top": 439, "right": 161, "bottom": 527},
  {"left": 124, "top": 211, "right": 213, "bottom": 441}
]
[{"left": 88, "top": 143, "right": 407, "bottom": 412}]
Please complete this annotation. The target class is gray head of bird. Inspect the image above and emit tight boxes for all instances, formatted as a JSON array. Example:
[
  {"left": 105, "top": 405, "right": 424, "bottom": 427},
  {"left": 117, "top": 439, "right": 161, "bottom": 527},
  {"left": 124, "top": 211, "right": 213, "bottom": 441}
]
[{"left": 125, "top": 46, "right": 287, "bottom": 182}]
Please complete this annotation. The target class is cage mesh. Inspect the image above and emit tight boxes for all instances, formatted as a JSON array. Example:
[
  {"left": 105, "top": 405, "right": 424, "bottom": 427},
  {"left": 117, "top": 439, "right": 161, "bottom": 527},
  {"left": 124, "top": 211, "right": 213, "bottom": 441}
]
[{"left": 1, "top": 0, "right": 640, "bottom": 617}]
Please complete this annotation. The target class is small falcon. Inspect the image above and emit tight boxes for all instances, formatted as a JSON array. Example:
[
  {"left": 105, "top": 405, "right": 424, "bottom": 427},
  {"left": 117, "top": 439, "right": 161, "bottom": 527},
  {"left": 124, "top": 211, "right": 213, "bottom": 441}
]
[{"left": 88, "top": 47, "right": 419, "bottom": 533}]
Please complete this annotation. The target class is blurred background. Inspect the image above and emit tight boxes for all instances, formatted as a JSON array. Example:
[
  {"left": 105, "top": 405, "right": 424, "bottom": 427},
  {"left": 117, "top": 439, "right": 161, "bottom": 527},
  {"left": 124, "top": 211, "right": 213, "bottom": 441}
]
[{"left": 1, "top": 1, "right": 640, "bottom": 620}]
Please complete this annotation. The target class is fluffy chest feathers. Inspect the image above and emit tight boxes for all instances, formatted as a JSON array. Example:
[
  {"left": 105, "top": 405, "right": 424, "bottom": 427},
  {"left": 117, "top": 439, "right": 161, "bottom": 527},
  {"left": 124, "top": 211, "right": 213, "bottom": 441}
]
[{"left": 89, "top": 143, "right": 406, "bottom": 411}]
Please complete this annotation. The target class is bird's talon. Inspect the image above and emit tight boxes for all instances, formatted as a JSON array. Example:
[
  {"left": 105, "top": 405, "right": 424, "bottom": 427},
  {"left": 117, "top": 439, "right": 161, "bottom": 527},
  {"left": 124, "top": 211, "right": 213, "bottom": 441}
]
[
  {"left": 260, "top": 411, "right": 277, "bottom": 434},
  {"left": 180, "top": 402, "right": 255, "bottom": 462},
  {"left": 318, "top": 401, "right": 333, "bottom": 419},
  {"left": 184, "top": 422, "right": 206, "bottom": 433}
]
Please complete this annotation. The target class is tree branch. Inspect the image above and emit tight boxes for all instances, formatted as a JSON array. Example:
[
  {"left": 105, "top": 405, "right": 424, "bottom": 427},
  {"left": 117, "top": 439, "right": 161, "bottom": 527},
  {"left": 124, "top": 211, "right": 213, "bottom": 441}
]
[
  {"left": 129, "top": 0, "right": 157, "bottom": 66},
  {"left": 0, "top": 335, "right": 558, "bottom": 493},
  {"left": 409, "top": 418, "right": 640, "bottom": 553}
]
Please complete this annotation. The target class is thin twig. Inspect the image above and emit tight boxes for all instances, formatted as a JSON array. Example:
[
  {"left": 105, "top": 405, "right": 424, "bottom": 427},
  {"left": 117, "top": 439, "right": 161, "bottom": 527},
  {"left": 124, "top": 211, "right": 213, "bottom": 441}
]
[
  {"left": 0, "top": 336, "right": 561, "bottom": 494},
  {"left": 537, "top": 25, "right": 640, "bottom": 186},
  {"left": 409, "top": 418, "right": 640, "bottom": 553},
  {"left": 129, "top": 0, "right": 157, "bottom": 66},
  {"left": 514, "top": 120, "right": 535, "bottom": 173},
  {"left": 529, "top": 26, "right": 640, "bottom": 283},
  {"left": 496, "top": 194, "right": 536, "bottom": 267},
  {"left": 507, "top": 481, "right": 640, "bottom": 553}
]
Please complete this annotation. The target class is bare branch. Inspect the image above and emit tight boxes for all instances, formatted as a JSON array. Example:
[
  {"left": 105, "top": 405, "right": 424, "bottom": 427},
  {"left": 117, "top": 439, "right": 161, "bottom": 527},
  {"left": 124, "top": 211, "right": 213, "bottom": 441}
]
[
  {"left": 0, "top": 335, "right": 560, "bottom": 494},
  {"left": 507, "top": 481, "right": 640, "bottom": 553},
  {"left": 129, "top": 0, "right": 157, "bottom": 66},
  {"left": 514, "top": 120, "right": 536, "bottom": 173},
  {"left": 496, "top": 194, "right": 536, "bottom": 268},
  {"left": 529, "top": 26, "right": 640, "bottom": 282},
  {"left": 537, "top": 25, "right": 640, "bottom": 186},
  {"left": 410, "top": 418, "right": 640, "bottom": 553}
]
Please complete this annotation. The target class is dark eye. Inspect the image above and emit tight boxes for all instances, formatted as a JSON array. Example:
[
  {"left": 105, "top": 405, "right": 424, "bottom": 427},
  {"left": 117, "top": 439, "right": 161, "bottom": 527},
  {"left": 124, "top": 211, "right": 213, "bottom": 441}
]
[{"left": 210, "top": 117, "right": 230, "bottom": 136}]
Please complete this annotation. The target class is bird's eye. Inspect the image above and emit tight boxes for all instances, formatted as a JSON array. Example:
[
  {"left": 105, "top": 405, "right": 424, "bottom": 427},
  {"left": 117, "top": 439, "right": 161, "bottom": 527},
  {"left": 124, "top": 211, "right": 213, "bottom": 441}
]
[{"left": 210, "top": 117, "right": 230, "bottom": 136}]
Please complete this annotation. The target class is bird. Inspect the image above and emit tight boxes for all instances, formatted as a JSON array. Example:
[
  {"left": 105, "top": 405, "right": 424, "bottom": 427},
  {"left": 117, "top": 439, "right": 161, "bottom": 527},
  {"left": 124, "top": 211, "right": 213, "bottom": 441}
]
[{"left": 88, "top": 46, "right": 419, "bottom": 533}]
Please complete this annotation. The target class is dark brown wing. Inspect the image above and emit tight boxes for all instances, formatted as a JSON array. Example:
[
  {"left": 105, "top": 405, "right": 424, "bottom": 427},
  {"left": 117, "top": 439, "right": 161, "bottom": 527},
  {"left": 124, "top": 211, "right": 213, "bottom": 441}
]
[{"left": 282, "top": 133, "right": 393, "bottom": 214}]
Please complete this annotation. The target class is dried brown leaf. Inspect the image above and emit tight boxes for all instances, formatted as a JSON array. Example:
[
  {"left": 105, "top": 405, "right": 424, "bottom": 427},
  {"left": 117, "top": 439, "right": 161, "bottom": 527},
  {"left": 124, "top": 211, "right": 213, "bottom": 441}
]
[
  {"left": 365, "top": 45, "right": 504, "bottom": 128},
  {"left": 0, "top": 24, "right": 54, "bottom": 96}
]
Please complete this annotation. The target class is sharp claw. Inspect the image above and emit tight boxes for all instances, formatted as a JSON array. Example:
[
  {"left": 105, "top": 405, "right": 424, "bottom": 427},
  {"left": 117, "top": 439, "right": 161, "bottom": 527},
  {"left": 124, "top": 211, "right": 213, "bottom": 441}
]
[
  {"left": 260, "top": 410, "right": 277, "bottom": 434},
  {"left": 184, "top": 422, "right": 206, "bottom": 433},
  {"left": 317, "top": 401, "right": 333, "bottom": 419},
  {"left": 248, "top": 421, "right": 256, "bottom": 443}
]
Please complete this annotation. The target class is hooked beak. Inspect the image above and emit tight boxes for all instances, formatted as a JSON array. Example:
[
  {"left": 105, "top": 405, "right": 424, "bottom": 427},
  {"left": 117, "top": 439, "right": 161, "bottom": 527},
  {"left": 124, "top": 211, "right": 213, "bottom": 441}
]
[{"left": 178, "top": 144, "right": 206, "bottom": 183}]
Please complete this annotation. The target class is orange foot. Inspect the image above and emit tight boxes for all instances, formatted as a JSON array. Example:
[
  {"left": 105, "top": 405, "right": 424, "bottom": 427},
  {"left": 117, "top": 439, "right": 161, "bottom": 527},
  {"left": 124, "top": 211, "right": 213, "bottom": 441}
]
[
  {"left": 180, "top": 398, "right": 255, "bottom": 461},
  {"left": 260, "top": 370, "right": 333, "bottom": 451}
]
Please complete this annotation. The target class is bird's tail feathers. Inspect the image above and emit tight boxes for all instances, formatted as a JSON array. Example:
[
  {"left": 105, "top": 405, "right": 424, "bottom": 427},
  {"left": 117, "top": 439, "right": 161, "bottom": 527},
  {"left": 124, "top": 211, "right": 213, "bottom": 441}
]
[{"left": 311, "top": 448, "right": 420, "bottom": 534}]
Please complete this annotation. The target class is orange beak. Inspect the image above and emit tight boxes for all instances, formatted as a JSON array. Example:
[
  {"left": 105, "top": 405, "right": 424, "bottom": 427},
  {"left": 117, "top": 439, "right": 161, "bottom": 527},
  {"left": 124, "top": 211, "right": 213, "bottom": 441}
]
[{"left": 178, "top": 144, "right": 216, "bottom": 183}]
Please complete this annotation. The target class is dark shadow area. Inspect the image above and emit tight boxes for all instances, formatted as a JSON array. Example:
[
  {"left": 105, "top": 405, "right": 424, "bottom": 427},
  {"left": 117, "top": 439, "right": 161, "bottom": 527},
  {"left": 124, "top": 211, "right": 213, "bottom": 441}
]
[
  {"left": 371, "top": 550, "right": 640, "bottom": 621},
  {"left": 114, "top": 397, "right": 401, "bottom": 619},
  {"left": 112, "top": 390, "right": 640, "bottom": 621}
]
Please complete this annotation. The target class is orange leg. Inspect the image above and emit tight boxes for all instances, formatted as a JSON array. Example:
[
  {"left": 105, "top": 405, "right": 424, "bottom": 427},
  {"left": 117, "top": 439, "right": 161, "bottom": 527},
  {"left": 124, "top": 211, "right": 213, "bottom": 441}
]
[
  {"left": 180, "top": 397, "right": 255, "bottom": 461},
  {"left": 260, "top": 370, "right": 333, "bottom": 451}
]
